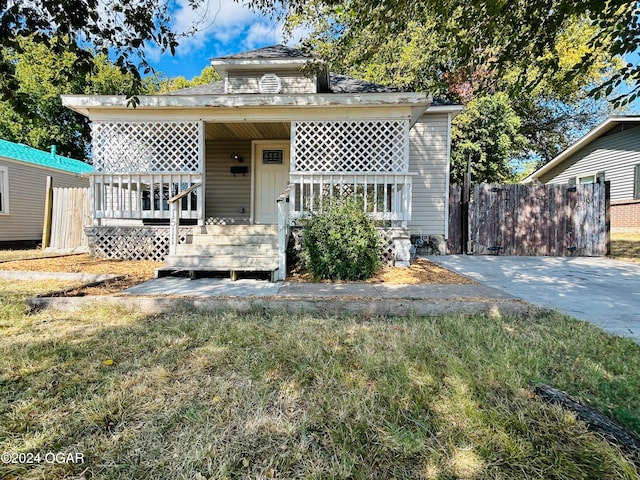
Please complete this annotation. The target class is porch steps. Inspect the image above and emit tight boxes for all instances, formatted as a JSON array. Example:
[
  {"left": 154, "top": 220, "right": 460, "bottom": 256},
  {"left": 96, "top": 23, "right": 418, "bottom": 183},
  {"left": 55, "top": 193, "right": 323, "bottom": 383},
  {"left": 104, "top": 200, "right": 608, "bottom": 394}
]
[{"left": 157, "top": 225, "right": 280, "bottom": 281}]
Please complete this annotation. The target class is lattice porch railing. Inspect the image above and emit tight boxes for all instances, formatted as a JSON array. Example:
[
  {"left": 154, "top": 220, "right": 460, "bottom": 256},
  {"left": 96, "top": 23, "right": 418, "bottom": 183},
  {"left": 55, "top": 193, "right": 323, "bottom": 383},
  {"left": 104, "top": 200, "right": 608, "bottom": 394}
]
[
  {"left": 90, "top": 173, "right": 203, "bottom": 220},
  {"left": 92, "top": 121, "right": 203, "bottom": 173},
  {"left": 291, "top": 120, "right": 410, "bottom": 173},
  {"left": 289, "top": 172, "right": 414, "bottom": 228}
]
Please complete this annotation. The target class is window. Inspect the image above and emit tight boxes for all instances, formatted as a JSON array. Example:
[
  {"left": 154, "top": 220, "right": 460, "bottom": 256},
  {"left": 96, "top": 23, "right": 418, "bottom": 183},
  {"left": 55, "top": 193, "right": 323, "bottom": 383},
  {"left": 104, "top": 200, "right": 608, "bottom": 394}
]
[
  {"left": 0, "top": 166, "right": 8, "bottom": 214},
  {"left": 579, "top": 174, "right": 595, "bottom": 184},
  {"left": 634, "top": 164, "right": 640, "bottom": 199}
]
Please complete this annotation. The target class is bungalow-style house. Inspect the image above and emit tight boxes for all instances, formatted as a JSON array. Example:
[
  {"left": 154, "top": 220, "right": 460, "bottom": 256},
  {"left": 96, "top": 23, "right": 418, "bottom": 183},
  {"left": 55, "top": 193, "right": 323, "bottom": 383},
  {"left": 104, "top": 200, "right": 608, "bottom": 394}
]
[
  {"left": 523, "top": 115, "right": 640, "bottom": 231},
  {"left": 0, "top": 139, "right": 91, "bottom": 246},
  {"left": 61, "top": 45, "right": 462, "bottom": 280}
]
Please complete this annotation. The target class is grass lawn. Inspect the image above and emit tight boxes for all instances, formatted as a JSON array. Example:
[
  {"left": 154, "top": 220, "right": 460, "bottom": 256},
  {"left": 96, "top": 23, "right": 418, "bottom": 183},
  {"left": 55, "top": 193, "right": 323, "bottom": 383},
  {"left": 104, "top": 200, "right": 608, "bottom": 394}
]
[
  {"left": 1, "top": 281, "right": 640, "bottom": 479},
  {"left": 610, "top": 232, "right": 640, "bottom": 263}
]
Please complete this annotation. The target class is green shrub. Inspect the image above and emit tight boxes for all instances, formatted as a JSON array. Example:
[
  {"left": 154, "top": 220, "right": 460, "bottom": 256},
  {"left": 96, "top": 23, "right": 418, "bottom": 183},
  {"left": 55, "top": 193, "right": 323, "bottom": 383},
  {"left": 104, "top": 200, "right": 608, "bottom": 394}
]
[{"left": 301, "top": 199, "right": 383, "bottom": 281}]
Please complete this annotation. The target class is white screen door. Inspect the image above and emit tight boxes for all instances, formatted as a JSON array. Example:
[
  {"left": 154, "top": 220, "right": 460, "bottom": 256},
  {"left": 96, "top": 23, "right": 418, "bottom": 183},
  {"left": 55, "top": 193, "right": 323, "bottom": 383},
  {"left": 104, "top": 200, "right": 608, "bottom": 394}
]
[{"left": 254, "top": 142, "right": 290, "bottom": 224}]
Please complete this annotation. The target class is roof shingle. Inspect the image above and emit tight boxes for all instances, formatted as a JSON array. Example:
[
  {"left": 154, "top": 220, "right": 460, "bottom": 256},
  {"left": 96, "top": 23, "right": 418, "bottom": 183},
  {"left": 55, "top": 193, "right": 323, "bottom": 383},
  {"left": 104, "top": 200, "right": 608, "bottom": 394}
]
[{"left": 0, "top": 139, "right": 92, "bottom": 174}]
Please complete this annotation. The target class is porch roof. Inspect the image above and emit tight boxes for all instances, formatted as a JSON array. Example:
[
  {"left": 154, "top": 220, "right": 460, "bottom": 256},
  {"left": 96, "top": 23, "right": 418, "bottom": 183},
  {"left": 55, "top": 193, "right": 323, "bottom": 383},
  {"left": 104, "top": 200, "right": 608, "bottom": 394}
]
[{"left": 61, "top": 91, "right": 438, "bottom": 125}]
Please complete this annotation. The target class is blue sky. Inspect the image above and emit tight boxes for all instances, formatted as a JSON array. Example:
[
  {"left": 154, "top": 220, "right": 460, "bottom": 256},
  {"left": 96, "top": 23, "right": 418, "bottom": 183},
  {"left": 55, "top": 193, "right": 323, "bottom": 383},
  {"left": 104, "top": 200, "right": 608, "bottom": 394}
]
[{"left": 147, "top": 0, "right": 304, "bottom": 79}]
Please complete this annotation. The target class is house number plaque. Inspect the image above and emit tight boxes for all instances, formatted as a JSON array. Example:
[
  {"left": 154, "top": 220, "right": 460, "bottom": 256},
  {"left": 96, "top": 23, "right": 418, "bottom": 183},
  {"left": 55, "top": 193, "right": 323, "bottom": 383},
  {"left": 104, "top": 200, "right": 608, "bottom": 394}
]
[{"left": 262, "top": 149, "right": 284, "bottom": 165}]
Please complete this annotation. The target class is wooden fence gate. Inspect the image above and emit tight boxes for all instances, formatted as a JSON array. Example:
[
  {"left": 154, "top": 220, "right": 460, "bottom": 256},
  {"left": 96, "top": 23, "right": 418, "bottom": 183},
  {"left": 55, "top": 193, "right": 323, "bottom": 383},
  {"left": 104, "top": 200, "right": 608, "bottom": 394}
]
[
  {"left": 448, "top": 182, "right": 610, "bottom": 256},
  {"left": 44, "top": 187, "right": 90, "bottom": 250}
]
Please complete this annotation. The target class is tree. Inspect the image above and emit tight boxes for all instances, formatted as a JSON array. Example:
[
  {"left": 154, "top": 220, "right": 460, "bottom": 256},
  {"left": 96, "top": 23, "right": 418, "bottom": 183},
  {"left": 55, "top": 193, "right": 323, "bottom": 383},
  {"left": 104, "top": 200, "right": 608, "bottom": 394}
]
[
  {"left": 278, "top": 0, "right": 640, "bottom": 106},
  {"left": 284, "top": 3, "right": 623, "bottom": 182},
  {"left": 0, "top": 36, "right": 148, "bottom": 160},
  {"left": 450, "top": 93, "right": 527, "bottom": 185},
  {"left": 156, "top": 66, "right": 221, "bottom": 93},
  {"left": 0, "top": 0, "right": 193, "bottom": 97}
]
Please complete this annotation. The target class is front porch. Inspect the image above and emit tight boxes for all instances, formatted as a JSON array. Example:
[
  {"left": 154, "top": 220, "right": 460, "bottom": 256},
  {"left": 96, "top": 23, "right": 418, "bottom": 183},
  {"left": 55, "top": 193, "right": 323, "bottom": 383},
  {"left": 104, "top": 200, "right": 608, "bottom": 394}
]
[{"left": 85, "top": 119, "right": 415, "bottom": 280}]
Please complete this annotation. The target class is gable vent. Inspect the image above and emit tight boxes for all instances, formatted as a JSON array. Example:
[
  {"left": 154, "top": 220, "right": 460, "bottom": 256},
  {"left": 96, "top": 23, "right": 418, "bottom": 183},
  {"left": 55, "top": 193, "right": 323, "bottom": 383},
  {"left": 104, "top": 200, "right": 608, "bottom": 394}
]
[{"left": 259, "top": 73, "right": 282, "bottom": 94}]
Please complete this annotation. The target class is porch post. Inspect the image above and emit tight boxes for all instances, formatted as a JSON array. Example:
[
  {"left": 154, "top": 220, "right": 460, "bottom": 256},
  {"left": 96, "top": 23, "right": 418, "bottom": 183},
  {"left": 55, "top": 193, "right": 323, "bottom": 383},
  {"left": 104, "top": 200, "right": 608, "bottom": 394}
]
[
  {"left": 198, "top": 120, "right": 206, "bottom": 226},
  {"left": 169, "top": 201, "right": 178, "bottom": 256}
]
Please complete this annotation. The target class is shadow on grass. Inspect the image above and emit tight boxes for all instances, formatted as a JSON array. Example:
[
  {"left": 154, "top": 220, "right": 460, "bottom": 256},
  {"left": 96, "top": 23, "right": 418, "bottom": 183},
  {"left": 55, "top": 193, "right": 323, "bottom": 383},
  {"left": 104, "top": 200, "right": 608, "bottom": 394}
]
[{"left": 1, "top": 291, "right": 640, "bottom": 479}]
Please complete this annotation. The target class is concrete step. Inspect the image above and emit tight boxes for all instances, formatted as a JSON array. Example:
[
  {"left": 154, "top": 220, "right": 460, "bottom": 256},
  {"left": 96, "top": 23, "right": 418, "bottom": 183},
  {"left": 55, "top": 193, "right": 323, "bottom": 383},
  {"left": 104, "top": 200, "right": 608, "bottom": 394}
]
[
  {"left": 175, "top": 243, "right": 278, "bottom": 257},
  {"left": 193, "top": 225, "right": 278, "bottom": 236},
  {"left": 164, "top": 255, "right": 279, "bottom": 270},
  {"left": 190, "top": 234, "right": 278, "bottom": 247}
]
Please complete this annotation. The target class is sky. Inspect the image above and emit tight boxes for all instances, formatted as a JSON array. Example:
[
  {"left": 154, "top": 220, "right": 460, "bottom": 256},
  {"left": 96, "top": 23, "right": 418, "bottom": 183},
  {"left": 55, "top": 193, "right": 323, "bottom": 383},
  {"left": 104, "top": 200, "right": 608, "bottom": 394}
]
[{"left": 146, "top": 0, "right": 305, "bottom": 79}]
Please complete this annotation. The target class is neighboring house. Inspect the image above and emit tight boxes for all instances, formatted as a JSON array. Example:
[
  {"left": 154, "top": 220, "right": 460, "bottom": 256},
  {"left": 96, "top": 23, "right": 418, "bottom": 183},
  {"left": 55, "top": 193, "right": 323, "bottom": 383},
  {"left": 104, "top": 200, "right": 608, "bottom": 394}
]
[
  {"left": 523, "top": 115, "right": 640, "bottom": 231},
  {"left": 0, "top": 140, "right": 91, "bottom": 246},
  {"left": 61, "top": 45, "right": 462, "bottom": 280}
]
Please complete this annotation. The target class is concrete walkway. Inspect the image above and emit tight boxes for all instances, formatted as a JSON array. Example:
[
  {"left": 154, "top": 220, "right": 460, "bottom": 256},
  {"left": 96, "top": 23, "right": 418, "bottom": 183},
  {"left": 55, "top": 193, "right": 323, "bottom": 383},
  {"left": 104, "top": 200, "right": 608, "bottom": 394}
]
[
  {"left": 426, "top": 255, "right": 640, "bottom": 340},
  {"left": 121, "top": 276, "right": 515, "bottom": 301},
  {"left": 23, "top": 275, "right": 529, "bottom": 317}
]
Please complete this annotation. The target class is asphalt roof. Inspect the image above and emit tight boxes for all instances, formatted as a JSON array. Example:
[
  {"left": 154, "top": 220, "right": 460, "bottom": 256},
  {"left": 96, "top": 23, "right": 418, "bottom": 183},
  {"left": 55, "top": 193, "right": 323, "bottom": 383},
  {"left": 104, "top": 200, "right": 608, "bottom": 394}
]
[
  {"left": 0, "top": 139, "right": 92, "bottom": 174},
  {"left": 163, "top": 44, "right": 460, "bottom": 106},
  {"left": 214, "top": 44, "right": 311, "bottom": 60}
]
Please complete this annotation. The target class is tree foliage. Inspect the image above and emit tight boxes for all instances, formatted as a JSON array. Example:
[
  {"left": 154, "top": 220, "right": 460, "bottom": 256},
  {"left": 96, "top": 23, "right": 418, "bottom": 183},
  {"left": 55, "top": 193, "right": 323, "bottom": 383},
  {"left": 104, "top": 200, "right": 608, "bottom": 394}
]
[
  {"left": 279, "top": 0, "right": 639, "bottom": 105},
  {"left": 156, "top": 66, "right": 221, "bottom": 93},
  {"left": 0, "top": 0, "right": 193, "bottom": 97},
  {"left": 450, "top": 93, "right": 527, "bottom": 185},
  {"left": 0, "top": 36, "right": 151, "bottom": 160},
  {"left": 282, "top": 1, "right": 625, "bottom": 182}
]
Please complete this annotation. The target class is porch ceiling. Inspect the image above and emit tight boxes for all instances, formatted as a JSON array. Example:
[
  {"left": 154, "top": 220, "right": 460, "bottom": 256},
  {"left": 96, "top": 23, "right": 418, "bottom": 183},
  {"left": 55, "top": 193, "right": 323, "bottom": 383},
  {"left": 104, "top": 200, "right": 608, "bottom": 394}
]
[{"left": 205, "top": 122, "right": 290, "bottom": 140}]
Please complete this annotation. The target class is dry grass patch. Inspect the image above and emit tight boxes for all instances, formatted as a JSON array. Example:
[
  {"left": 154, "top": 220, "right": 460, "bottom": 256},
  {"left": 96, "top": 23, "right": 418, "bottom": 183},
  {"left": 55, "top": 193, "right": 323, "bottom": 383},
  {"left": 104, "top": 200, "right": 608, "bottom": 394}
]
[
  {"left": 610, "top": 232, "right": 640, "bottom": 263},
  {"left": 0, "top": 249, "right": 63, "bottom": 262},
  {"left": 0, "top": 254, "right": 162, "bottom": 294},
  {"left": 1, "top": 284, "right": 640, "bottom": 479}
]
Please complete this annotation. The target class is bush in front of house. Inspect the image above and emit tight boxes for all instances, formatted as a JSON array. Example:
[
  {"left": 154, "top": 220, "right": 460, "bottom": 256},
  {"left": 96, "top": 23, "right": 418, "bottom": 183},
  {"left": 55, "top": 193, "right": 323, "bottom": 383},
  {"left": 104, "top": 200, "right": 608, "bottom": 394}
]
[{"left": 301, "top": 198, "right": 383, "bottom": 281}]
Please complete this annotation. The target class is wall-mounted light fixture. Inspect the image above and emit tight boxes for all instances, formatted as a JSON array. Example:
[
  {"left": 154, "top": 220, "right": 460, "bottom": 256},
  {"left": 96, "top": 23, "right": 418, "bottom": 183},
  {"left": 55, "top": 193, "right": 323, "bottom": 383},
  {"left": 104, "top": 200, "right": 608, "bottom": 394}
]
[{"left": 231, "top": 153, "right": 243, "bottom": 163}]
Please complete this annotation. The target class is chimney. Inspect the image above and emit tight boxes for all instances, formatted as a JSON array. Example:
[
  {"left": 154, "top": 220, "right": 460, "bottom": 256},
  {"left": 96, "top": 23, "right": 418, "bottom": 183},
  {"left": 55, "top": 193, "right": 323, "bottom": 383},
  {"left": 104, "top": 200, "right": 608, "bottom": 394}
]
[{"left": 50, "top": 145, "right": 57, "bottom": 157}]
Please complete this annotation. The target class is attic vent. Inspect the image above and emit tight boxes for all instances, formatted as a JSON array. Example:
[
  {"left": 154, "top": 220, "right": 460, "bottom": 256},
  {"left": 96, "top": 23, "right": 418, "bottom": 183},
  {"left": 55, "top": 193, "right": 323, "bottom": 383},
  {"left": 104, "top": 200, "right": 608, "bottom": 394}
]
[{"left": 259, "top": 73, "right": 282, "bottom": 94}]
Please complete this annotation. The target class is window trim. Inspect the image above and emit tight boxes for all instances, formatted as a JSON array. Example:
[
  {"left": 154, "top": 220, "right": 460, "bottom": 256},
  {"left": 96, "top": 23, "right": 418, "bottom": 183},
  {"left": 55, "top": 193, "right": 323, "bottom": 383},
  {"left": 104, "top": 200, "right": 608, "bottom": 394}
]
[
  {"left": 0, "top": 165, "right": 9, "bottom": 215},
  {"left": 578, "top": 172, "right": 597, "bottom": 184}
]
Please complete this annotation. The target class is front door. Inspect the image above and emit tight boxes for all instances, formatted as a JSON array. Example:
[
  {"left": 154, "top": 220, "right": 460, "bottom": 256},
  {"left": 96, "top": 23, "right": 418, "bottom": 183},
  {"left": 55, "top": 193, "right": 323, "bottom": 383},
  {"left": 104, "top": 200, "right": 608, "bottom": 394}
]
[{"left": 253, "top": 141, "right": 290, "bottom": 224}]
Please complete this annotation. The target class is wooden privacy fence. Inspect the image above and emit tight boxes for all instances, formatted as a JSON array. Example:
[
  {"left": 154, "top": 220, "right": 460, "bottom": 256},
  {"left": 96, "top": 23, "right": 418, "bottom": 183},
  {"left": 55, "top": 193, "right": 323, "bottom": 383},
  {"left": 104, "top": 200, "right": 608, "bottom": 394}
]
[
  {"left": 448, "top": 182, "right": 610, "bottom": 256},
  {"left": 43, "top": 186, "right": 90, "bottom": 250}
]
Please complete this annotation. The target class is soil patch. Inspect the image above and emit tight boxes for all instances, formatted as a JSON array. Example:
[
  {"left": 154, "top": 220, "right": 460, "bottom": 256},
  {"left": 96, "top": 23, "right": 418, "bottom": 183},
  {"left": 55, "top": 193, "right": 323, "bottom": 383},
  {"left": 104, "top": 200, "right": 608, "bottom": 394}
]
[
  {"left": 1, "top": 254, "right": 472, "bottom": 296},
  {"left": 289, "top": 257, "right": 474, "bottom": 285},
  {"left": 0, "top": 254, "right": 162, "bottom": 295}
]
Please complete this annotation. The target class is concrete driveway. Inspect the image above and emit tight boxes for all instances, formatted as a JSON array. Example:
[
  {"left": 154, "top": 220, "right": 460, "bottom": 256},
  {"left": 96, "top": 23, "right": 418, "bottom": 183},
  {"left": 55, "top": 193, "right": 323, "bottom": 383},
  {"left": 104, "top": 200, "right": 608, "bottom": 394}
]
[{"left": 426, "top": 255, "right": 640, "bottom": 341}]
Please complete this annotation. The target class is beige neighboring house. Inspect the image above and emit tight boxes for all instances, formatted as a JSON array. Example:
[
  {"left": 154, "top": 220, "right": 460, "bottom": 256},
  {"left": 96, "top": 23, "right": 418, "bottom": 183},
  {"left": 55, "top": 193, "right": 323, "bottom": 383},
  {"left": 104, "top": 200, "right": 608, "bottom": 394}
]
[
  {"left": 0, "top": 140, "right": 91, "bottom": 246},
  {"left": 61, "top": 45, "right": 462, "bottom": 280},
  {"left": 523, "top": 115, "right": 640, "bottom": 231}
]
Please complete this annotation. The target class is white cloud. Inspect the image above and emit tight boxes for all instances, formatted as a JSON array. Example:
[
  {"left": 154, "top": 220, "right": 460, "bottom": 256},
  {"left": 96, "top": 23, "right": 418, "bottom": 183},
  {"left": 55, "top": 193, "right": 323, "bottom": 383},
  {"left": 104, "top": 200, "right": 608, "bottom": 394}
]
[
  {"left": 144, "top": 0, "right": 313, "bottom": 76},
  {"left": 170, "top": 0, "right": 282, "bottom": 54}
]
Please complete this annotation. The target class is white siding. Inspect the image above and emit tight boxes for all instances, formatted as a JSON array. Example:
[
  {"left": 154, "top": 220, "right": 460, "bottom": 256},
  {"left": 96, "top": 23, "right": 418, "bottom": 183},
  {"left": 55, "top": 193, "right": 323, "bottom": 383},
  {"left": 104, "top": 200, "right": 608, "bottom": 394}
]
[
  {"left": 540, "top": 126, "right": 640, "bottom": 202},
  {"left": 205, "top": 140, "right": 252, "bottom": 224},
  {"left": 227, "top": 71, "right": 316, "bottom": 95},
  {"left": 0, "top": 158, "right": 89, "bottom": 242},
  {"left": 408, "top": 114, "right": 450, "bottom": 235}
]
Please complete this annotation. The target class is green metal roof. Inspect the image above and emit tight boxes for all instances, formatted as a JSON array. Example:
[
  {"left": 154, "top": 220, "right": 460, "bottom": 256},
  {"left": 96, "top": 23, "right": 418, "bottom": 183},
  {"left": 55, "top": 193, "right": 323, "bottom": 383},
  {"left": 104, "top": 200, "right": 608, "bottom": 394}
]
[{"left": 0, "top": 139, "right": 93, "bottom": 174}]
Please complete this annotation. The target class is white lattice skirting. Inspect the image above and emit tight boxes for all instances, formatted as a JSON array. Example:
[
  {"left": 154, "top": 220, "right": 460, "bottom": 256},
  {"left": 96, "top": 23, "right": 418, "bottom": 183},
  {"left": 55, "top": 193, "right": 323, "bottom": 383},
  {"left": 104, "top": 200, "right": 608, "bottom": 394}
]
[{"left": 86, "top": 226, "right": 192, "bottom": 262}]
